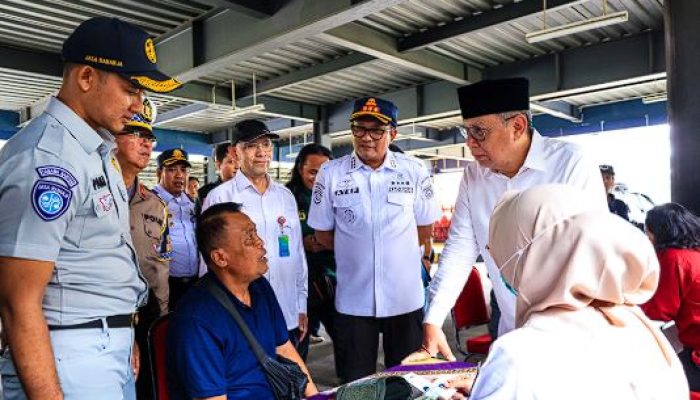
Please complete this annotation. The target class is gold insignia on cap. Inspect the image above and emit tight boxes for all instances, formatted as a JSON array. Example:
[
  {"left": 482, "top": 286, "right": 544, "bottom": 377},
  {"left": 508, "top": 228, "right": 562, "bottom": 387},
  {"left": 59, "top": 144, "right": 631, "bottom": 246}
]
[
  {"left": 145, "top": 38, "right": 157, "bottom": 64},
  {"left": 173, "top": 149, "right": 183, "bottom": 159},
  {"left": 362, "top": 98, "right": 380, "bottom": 114},
  {"left": 142, "top": 98, "right": 155, "bottom": 123}
]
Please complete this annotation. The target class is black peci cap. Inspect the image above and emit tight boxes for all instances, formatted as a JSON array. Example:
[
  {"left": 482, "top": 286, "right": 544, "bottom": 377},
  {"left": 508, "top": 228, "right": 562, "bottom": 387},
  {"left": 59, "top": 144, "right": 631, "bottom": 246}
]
[
  {"left": 62, "top": 17, "right": 181, "bottom": 93},
  {"left": 457, "top": 78, "right": 530, "bottom": 120}
]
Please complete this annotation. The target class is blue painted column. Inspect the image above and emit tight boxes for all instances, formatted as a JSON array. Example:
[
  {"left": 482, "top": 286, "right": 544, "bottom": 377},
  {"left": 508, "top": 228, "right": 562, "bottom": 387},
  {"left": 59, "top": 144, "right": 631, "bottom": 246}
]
[{"left": 666, "top": 0, "right": 700, "bottom": 213}]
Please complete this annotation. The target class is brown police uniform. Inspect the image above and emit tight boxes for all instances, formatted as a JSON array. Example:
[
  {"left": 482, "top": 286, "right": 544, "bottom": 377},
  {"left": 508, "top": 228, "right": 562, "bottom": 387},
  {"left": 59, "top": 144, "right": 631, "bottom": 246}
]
[{"left": 129, "top": 178, "right": 172, "bottom": 315}]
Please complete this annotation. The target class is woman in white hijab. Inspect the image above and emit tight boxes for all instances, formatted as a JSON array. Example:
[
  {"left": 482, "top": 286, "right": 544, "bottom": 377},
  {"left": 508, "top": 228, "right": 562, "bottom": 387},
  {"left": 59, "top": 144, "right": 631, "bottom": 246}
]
[{"left": 450, "top": 184, "right": 688, "bottom": 400}]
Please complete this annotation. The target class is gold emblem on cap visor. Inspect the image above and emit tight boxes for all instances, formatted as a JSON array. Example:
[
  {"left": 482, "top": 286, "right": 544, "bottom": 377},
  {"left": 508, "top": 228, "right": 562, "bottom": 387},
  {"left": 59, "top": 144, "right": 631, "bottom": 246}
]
[
  {"left": 145, "top": 38, "right": 157, "bottom": 64},
  {"left": 130, "top": 76, "right": 182, "bottom": 93}
]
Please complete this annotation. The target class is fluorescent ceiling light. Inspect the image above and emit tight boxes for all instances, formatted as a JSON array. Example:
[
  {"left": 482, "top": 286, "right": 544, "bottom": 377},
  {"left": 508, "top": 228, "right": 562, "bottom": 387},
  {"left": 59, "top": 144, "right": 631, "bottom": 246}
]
[
  {"left": 642, "top": 93, "right": 667, "bottom": 104},
  {"left": 526, "top": 11, "right": 628, "bottom": 44}
]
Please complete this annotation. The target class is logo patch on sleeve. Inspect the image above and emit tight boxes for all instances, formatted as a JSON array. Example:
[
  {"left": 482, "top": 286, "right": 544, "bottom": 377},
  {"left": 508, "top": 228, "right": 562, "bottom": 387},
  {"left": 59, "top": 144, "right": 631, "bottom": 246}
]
[
  {"left": 36, "top": 165, "right": 78, "bottom": 188},
  {"left": 32, "top": 180, "right": 72, "bottom": 221},
  {"left": 313, "top": 183, "right": 325, "bottom": 205}
]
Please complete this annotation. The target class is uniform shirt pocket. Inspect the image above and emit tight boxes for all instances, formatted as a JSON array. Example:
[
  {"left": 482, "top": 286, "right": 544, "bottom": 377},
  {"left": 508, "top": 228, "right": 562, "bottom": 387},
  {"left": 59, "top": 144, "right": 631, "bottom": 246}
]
[
  {"left": 332, "top": 194, "right": 362, "bottom": 227},
  {"left": 65, "top": 191, "right": 121, "bottom": 249},
  {"left": 387, "top": 192, "right": 415, "bottom": 209}
]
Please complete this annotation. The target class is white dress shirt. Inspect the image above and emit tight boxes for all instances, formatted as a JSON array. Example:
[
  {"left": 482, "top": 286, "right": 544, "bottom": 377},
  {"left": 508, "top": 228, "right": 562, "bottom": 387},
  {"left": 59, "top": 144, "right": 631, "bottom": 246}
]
[
  {"left": 203, "top": 172, "right": 308, "bottom": 330},
  {"left": 424, "top": 132, "right": 607, "bottom": 335},
  {"left": 308, "top": 151, "right": 441, "bottom": 318}
]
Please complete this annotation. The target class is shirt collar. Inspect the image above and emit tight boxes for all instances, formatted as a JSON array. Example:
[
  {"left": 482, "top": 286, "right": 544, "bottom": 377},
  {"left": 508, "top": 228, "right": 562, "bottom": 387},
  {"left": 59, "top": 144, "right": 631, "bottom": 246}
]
[
  {"left": 347, "top": 151, "right": 398, "bottom": 173},
  {"left": 482, "top": 130, "right": 547, "bottom": 179},
  {"left": 154, "top": 184, "right": 186, "bottom": 203},
  {"left": 45, "top": 97, "right": 103, "bottom": 154},
  {"left": 234, "top": 170, "right": 272, "bottom": 194},
  {"left": 520, "top": 130, "right": 547, "bottom": 172}
]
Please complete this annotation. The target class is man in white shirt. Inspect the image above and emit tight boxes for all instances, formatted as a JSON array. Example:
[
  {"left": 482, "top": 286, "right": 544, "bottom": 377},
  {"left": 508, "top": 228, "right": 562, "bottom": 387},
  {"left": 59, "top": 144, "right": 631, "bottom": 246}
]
[
  {"left": 308, "top": 97, "right": 441, "bottom": 381},
  {"left": 203, "top": 119, "right": 309, "bottom": 350},
  {"left": 417, "top": 78, "right": 607, "bottom": 361}
]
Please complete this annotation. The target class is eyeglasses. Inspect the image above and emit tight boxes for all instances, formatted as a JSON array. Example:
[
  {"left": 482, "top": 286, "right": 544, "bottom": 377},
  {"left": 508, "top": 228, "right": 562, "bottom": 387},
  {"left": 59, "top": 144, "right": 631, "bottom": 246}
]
[
  {"left": 460, "top": 115, "right": 519, "bottom": 142},
  {"left": 241, "top": 139, "right": 273, "bottom": 152},
  {"left": 350, "top": 124, "right": 389, "bottom": 140},
  {"left": 117, "top": 130, "right": 157, "bottom": 144}
]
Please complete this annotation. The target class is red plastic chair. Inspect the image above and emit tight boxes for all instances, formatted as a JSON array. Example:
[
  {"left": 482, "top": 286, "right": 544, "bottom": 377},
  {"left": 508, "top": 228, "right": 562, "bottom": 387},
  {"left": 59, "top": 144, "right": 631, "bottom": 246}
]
[
  {"left": 452, "top": 267, "right": 493, "bottom": 360},
  {"left": 148, "top": 313, "right": 171, "bottom": 400}
]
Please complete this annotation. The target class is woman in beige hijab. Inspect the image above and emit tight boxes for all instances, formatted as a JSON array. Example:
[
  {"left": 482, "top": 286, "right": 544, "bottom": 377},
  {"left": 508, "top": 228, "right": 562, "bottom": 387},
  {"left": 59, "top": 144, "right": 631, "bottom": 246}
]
[{"left": 450, "top": 184, "right": 688, "bottom": 399}]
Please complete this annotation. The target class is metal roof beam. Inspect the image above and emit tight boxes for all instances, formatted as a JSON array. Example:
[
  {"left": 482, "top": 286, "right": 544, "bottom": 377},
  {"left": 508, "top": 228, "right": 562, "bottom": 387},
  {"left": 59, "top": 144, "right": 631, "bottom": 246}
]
[
  {"left": 325, "top": 30, "right": 665, "bottom": 134},
  {"left": 317, "top": 23, "right": 481, "bottom": 85},
  {"left": 194, "top": 0, "right": 287, "bottom": 18},
  {"left": 531, "top": 100, "right": 581, "bottom": 122},
  {"left": 154, "top": 103, "right": 209, "bottom": 126},
  {"left": 156, "top": 0, "right": 409, "bottom": 83},
  {"left": 398, "top": 0, "right": 587, "bottom": 52},
  {"left": 0, "top": 44, "right": 320, "bottom": 121}
]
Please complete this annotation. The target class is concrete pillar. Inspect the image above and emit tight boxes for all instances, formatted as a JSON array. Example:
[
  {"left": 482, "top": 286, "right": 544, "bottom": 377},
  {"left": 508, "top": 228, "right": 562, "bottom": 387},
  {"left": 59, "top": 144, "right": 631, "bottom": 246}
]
[{"left": 665, "top": 0, "right": 700, "bottom": 213}]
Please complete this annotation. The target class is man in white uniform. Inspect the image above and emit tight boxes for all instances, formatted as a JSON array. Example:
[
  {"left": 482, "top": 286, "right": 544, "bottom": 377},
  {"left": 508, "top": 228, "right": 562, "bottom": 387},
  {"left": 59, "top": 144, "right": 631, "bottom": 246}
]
[
  {"left": 418, "top": 78, "right": 607, "bottom": 361},
  {"left": 203, "top": 119, "right": 309, "bottom": 350},
  {"left": 308, "top": 97, "right": 440, "bottom": 381}
]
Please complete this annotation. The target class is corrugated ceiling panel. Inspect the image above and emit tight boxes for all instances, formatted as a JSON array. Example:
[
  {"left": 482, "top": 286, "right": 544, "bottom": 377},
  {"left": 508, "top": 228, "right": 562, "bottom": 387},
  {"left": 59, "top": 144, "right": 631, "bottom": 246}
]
[
  {"left": 195, "top": 37, "right": 352, "bottom": 86},
  {"left": 0, "top": 0, "right": 212, "bottom": 53}
]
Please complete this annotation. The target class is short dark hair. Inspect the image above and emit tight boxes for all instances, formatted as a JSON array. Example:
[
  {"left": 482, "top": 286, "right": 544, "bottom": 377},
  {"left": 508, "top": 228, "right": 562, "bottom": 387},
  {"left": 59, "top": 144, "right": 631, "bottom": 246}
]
[
  {"left": 215, "top": 142, "right": 233, "bottom": 163},
  {"left": 196, "top": 202, "right": 243, "bottom": 266},
  {"left": 188, "top": 176, "right": 199, "bottom": 183},
  {"left": 645, "top": 202, "right": 700, "bottom": 251}
]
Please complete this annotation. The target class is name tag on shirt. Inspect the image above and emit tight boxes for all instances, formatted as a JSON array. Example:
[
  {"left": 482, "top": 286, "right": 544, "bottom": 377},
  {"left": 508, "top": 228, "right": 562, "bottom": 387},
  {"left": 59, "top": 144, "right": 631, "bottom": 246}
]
[{"left": 278, "top": 234, "right": 290, "bottom": 257}]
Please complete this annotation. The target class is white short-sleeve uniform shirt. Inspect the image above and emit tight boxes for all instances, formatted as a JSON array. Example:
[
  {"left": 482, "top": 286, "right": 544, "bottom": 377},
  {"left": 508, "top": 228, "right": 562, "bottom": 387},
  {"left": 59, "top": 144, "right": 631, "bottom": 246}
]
[{"left": 308, "top": 151, "right": 440, "bottom": 318}]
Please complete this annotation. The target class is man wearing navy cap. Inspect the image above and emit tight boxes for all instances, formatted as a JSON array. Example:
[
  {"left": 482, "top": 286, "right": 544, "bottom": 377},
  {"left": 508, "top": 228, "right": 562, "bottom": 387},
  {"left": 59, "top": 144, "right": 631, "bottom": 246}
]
[
  {"left": 0, "top": 17, "right": 180, "bottom": 399},
  {"left": 153, "top": 149, "right": 199, "bottom": 310},
  {"left": 408, "top": 78, "right": 607, "bottom": 363},
  {"left": 307, "top": 97, "right": 440, "bottom": 381}
]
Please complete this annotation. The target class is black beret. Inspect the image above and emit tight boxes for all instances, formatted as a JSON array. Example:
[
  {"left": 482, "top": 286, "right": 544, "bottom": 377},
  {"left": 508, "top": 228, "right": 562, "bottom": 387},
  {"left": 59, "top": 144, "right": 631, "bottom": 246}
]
[{"left": 457, "top": 78, "right": 530, "bottom": 119}]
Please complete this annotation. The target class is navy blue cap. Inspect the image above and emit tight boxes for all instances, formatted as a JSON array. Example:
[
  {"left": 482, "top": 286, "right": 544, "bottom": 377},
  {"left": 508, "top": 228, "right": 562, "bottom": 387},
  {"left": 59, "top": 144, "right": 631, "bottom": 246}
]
[
  {"left": 232, "top": 119, "right": 280, "bottom": 145},
  {"left": 62, "top": 17, "right": 181, "bottom": 93},
  {"left": 351, "top": 97, "right": 398, "bottom": 127},
  {"left": 157, "top": 148, "right": 191, "bottom": 169},
  {"left": 458, "top": 78, "right": 530, "bottom": 119}
]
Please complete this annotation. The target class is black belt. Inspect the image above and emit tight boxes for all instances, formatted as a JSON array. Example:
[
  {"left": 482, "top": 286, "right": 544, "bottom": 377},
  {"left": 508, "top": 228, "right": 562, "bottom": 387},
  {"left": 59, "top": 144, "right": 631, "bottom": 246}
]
[
  {"left": 170, "top": 276, "right": 197, "bottom": 283},
  {"left": 48, "top": 314, "right": 138, "bottom": 331}
]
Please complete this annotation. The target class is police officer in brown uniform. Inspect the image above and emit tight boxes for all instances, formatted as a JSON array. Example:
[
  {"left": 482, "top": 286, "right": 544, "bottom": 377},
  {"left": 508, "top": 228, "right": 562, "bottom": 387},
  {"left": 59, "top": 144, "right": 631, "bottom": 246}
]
[{"left": 114, "top": 96, "right": 171, "bottom": 398}]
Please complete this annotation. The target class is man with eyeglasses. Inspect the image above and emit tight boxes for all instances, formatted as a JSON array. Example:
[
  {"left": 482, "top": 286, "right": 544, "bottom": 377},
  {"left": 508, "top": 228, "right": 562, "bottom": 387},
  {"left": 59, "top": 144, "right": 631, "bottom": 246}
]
[
  {"left": 307, "top": 97, "right": 440, "bottom": 382},
  {"left": 410, "top": 78, "right": 607, "bottom": 362},
  {"left": 153, "top": 149, "right": 198, "bottom": 309},
  {"left": 113, "top": 96, "right": 171, "bottom": 399},
  {"left": 0, "top": 17, "right": 180, "bottom": 399},
  {"left": 203, "top": 119, "right": 309, "bottom": 355}
]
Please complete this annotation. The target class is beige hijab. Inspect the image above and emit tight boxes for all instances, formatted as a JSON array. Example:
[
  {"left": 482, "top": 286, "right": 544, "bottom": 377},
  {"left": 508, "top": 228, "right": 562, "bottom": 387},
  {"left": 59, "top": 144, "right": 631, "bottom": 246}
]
[{"left": 488, "top": 184, "right": 677, "bottom": 365}]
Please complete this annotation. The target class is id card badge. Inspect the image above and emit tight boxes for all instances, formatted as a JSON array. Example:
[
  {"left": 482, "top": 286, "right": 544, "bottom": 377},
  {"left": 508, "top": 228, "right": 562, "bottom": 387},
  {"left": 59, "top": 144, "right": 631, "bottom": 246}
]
[{"left": 278, "top": 234, "right": 290, "bottom": 257}]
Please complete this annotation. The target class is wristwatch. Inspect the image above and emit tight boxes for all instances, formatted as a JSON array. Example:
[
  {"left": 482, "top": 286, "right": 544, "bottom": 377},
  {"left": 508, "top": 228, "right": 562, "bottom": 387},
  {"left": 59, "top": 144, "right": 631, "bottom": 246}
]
[{"left": 422, "top": 255, "right": 431, "bottom": 262}]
